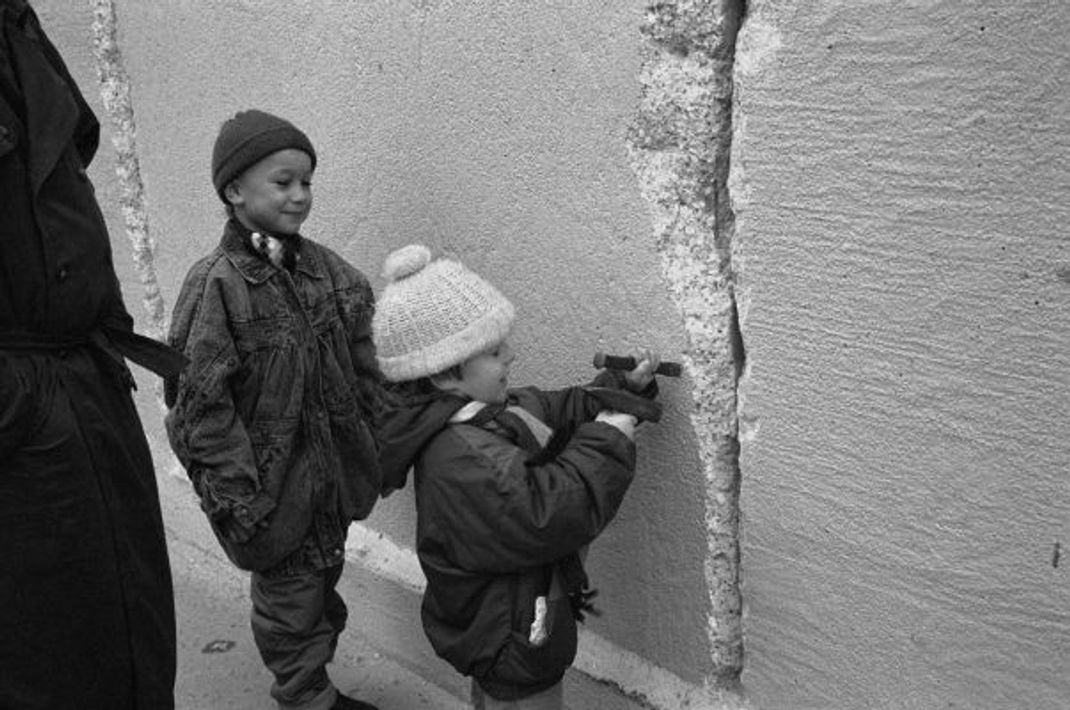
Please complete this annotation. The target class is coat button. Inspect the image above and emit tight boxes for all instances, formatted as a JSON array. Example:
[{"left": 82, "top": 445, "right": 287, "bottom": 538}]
[{"left": 57, "top": 266, "right": 69, "bottom": 282}]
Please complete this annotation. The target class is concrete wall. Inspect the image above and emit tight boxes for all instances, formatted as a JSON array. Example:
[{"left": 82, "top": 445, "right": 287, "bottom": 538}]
[
  {"left": 35, "top": 1, "right": 742, "bottom": 708},
  {"left": 732, "top": 1, "right": 1070, "bottom": 709},
  {"left": 35, "top": 0, "right": 1070, "bottom": 708}
]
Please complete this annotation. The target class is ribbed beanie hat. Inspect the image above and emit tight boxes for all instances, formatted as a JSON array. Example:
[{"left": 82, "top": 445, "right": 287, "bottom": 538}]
[
  {"left": 211, "top": 109, "right": 317, "bottom": 201},
  {"left": 373, "top": 245, "right": 516, "bottom": 382}
]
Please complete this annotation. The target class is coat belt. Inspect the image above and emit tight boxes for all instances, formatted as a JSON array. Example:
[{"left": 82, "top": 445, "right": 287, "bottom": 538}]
[{"left": 0, "top": 327, "right": 188, "bottom": 378}]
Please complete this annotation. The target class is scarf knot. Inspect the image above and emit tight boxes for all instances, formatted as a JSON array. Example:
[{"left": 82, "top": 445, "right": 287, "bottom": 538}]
[{"left": 251, "top": 231, "right": 300, "bottom": 271}]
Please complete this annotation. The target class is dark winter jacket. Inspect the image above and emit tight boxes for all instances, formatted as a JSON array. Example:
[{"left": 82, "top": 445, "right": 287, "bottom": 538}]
[
  {"left": 1, "top": 2, "right": 179, "bottom": 707},
  {"left": 165, "top": 219, "right": 383, "bottom": 573},
  {"left": 379, "top": 372, "right": 655, "bottom": 699}
]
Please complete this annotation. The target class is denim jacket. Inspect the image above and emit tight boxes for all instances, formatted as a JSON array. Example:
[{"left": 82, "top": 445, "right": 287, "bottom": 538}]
[{"left": 165, "top": 220, "right": 383, "bottom": 574}]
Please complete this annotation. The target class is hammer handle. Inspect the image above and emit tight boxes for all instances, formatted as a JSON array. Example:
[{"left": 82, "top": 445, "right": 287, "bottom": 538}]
[{"left": 593, "top": 352, "right": 682, "bottom": 377}]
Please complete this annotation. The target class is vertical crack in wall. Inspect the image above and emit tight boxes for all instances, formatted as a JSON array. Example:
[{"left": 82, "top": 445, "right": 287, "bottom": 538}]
[
  {"left": 90, "top": 0, "right": 169, "bottom": 402},
  {"left": 628, "top": 0, "right": 746, "bottom": 687}
]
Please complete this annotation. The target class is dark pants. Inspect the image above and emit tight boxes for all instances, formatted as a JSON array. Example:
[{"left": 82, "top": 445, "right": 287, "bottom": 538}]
[
  {"left": 471, "top": 679, "right": 564, "bottom": 710},
  {"left": 251, "top": 563, "right": 348, "bottom": 709},
  {"left": 0, "top": 349, "right": 176, "bottom": 709}
]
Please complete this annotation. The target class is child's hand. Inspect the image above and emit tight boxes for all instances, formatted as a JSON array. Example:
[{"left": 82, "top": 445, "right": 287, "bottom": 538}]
[
  {"left": 219, "top": 516, "right": 257, "bottom": 543},
  {"left": 623, "top": 347, "right": 661, "bottom": 392},
  {"left": 595, "top": 410, "right": 638, "bottom": 441}
]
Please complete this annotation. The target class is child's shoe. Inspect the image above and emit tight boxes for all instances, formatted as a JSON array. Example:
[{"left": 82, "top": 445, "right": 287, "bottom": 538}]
[{"left": 331, "top": 693, "right": 379, "bottom": 710}]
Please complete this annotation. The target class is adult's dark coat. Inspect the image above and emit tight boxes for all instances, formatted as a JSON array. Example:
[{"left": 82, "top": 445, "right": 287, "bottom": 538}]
[{"left": 0, "top": 2, "right": 183, "bottom": 707}]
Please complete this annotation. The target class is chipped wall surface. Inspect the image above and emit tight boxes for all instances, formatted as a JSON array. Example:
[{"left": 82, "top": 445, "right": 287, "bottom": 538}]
[
  {"left": 33, "top": 0, "right": 740, "bottom": 704},
  {"left": 732, "top": 1, "right": 1070, "bottom": 709},
  {"left": 629, "top": 0, "right": 745, "bottom": 682}
]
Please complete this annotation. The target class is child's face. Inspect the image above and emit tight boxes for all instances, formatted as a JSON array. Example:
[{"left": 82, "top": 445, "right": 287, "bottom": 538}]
[
  {"left": 448, "top": 340, "right": 515, "bottom": 404},
  {"left": 226, "top": 148, "right": 313, "bottom": 236}
]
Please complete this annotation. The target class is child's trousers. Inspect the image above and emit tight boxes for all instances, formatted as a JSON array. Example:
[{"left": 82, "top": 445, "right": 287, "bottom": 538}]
[
  {"left": 471, "top": 679, "right": 564, "bottom": 710},
  {"left": 251, "top": 563, "right": 347, "bottom": 710}
]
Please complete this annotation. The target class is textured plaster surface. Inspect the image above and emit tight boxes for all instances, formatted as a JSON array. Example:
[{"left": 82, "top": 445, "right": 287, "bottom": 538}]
[
  {"left": 37, "top": 0, "right": 724, "bottom": 701},
  {"left": 732, "top": 1, "right": 1070, "bottom": 708}
]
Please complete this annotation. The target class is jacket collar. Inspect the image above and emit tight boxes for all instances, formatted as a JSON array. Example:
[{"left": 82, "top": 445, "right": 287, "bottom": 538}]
[
  {"left": 450, "top": 399, "right": 553, "bottom": 452},
  {"left": 448, "top": 400, "right": 486, "bottom": 424},
  {"left": 220, "top": 219, "right": 324, "bottom": 284}
]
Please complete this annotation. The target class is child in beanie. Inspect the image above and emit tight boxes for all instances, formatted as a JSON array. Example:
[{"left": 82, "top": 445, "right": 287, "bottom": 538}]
[
  {"left": 373, "top": 244, "right": 662, "bottom": 709},
  {"left": 165, "top": 109, "right": 383, "bottom": 710}
]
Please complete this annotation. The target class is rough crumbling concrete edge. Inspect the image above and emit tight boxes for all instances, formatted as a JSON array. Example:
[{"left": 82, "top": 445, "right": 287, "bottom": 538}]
[
  {"left": 89, "top": 1, "right": 170, "bottom": 368},
  {"left": 626, "top": 0, "right": 747, "bottom": 689}
]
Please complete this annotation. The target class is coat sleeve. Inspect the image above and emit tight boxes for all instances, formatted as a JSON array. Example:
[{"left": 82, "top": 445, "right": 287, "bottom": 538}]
[
  {"left": 332, "top": 258, "right": 385, "bottom": 433},
  {"left": 164, "top": 263, "right": 275, "bottom": 530},
  {"left": 419, "top": 419, "right": 636, "bottom": 575},
  {"left": 513, "top": 368, "right": 658, "bottom": 433},
  {"left": 345, "top": 277, "right": 384, "bottom": 428}
]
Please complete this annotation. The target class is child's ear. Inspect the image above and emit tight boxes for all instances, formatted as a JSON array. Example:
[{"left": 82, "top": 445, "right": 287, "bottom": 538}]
[
  {"left": 223, "top": 181, "right": 243, "bottom": 205},
  {"left": 429, "top": 372, "right": 461, "bottom": 393}
]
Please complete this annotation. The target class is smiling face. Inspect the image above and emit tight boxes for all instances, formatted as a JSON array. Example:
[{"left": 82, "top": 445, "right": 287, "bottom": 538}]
[
  {"left": 439, "top": 340, "right": 515, "bottom": 404},
  {"left": 225, "top": 148, "right": 313, "bottom": 236}
]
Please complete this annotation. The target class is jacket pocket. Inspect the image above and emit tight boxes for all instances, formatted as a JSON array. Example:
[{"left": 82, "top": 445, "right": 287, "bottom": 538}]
[
  {"left": 231, "top": 317, "right": 301, "bottom": 422},
  {"left": 216, "top": 424, "right": 309, "bottom": 571},
  {"left": 482, "top": 575, "right": 578, "bottom": 694}
]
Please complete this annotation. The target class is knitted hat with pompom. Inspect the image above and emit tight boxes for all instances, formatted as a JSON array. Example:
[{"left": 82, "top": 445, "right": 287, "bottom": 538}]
[{"left": 373, "top": 245, "right": 515, "bottom": 382}]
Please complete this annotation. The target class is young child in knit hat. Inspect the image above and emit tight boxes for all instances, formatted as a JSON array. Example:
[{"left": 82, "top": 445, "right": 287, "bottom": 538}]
[
  {"left": 164, "top": 109, "right": 383, "bottom": 710},
  {"left": 373, "top": 244, "right": 662, "bottom": 709}
]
